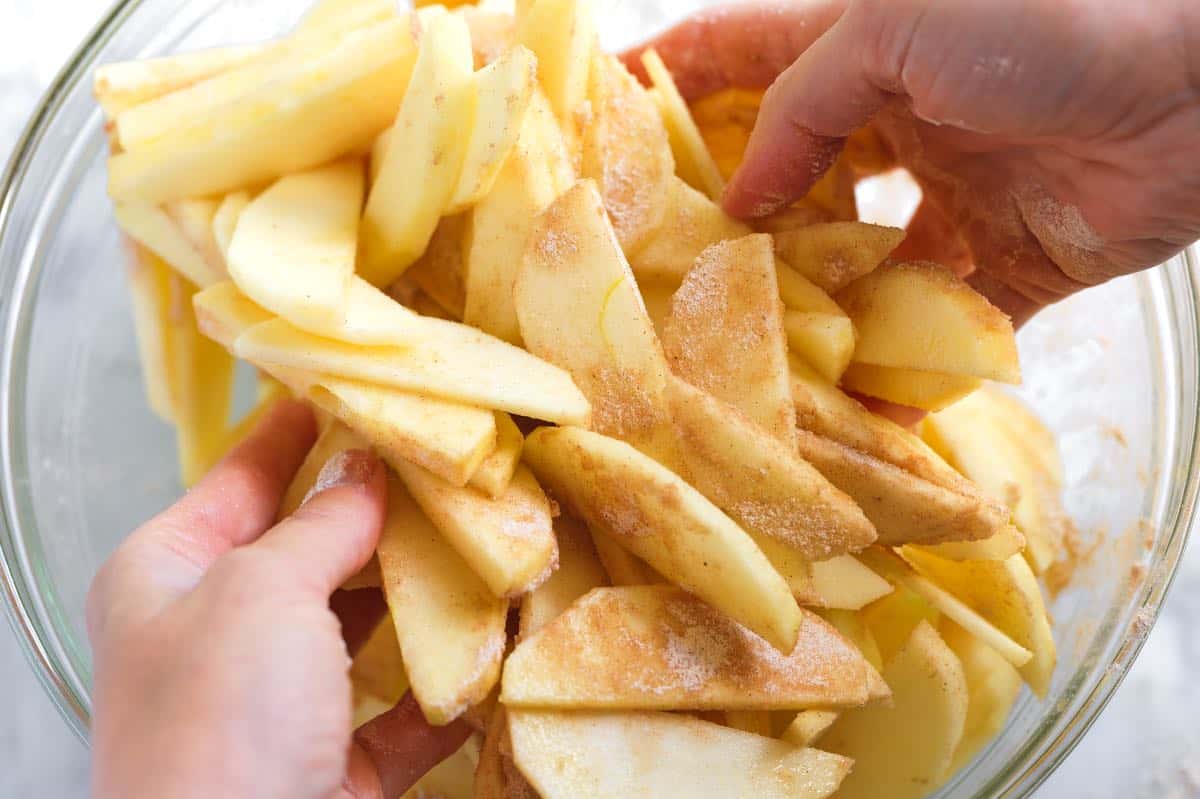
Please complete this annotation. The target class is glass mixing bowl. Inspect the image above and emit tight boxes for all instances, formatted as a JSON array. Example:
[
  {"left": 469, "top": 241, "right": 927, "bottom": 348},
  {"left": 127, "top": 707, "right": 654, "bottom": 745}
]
[{"left": 0, "top": 0, "right": 1197, "bottom": 796}]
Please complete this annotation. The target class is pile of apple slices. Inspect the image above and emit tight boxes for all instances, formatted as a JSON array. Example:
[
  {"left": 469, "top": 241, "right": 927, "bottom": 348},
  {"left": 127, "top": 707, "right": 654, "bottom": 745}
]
[{"left": 98, "top": 1, "right": 1069, "bottom": 797}]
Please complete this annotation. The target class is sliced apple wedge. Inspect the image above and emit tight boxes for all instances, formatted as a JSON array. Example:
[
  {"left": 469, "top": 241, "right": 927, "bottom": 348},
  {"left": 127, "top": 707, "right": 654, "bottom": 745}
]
[
  {"left": 842, "top": 363, "right": 982, "bottom": 412},
  {"left": 377, "top": 478, "right": 508, "bottom": 726},
  {"left": 211, "top": 191, "right": 251, "bottom": 263},
  {"left": 503, "top": 585, "right": 875, "bottom": 710},
  {"left": 915, "top": 524, "right": 1026, "bottom": 562},
  {"left": 518, "top": 515, "right": 608, "bottom": 638},
  {"left": 192, "top": 282, "right": 274, "bottom": 348},
  {"left": 523, "top": 426, "right": 802, "bottom": 652},
  {"left": 109, "top": 18, "right": 418, "bottom": 204},
  {"left": 774, "top": 221, "right": 904, "bottom": 294},
  {"left": 467, "top": 412, "right": 524, "bottom": 499},
  {"left": 508, "top": 710, "right": 852, "bottom": 799},
  {"left": 279, "top": 421, "right": 370, "bottom": 519},
  {"left": 114, "top": 201, "right": 225, "bottom": 288},
  {"left": 94, "top": 44, "right": 266, "bottom": 119},
  {"left": 781, "top": 710, "right": 841, "bottom": 748},
  {"left": 940, "top": 619, "right": 1023, "bottom": 775},
  {"left": 785, "top": 311, "right": 856, "bottom": 384},
  {"left": 227, "top": 160, "right": 363, "bottom": 333},
  {"left": 631, "top": 177, "right": 751, "bottom": 283},
  {"left": 124, "top": 243, "right": 178, "bottom": 421},
  {"left": 350, "top": 615, "right": 409, "bottom": 709},
  {"left": 393, "top": 461, "right": 557, "bottom": 599},
  {"left": 164, "top": 198, "right": 225, "bottom": 276},
  {"left": 517, "top": 0, "right": 595, "bottom": 138},
  {"left": 407, "top": 214, "right": 468, "bottom": 322},
  {"left": 820, "top": 608, "right": 884, "bottom": 673},
  {"left": 589, "top": 530, "right": 662, "bottom": 587},
  {"left": 360, "top": 13, "right": 475, "bottom": 285},
  {"left": 297, "top": 0, "right": 396, "bottom": 35},
  {"left": 836, "top": 261, "right": 1021, "bottom": 383},
  {"left": 981, "top": 388, "right": 1065, "bottom": 486},
  {"left": 662, "top": 234, "right": 796, "bottom": 445},
  {"left": 776, "top": 261, "right": 845, "bottom": 316},
  {"left": 642, "top": 49, "right": 723, "bottom": 201},
  {"left": 810, "top": 555, "right": 894, "bottom": 611},
  {"left": 724, "top": 711, "right": 773, "bottom": 737},
  {"left": 822, "top": 622, "right": 968, "bottom": 799}
]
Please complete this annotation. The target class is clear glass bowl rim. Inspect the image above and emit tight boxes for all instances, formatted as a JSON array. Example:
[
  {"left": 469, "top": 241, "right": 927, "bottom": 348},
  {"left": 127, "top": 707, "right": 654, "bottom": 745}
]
[{"left": 0, "top": 2, "right": 1197, "bottom": 797}]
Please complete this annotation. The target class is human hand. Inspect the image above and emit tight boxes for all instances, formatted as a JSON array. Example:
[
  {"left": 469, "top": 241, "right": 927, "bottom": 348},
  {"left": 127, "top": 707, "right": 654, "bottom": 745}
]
[
  {"left": 88, "top": 400, "right": 469, "bottom": 799},
  {"left": 628, "top": 0, "right": 1200, "bottom": 325}
]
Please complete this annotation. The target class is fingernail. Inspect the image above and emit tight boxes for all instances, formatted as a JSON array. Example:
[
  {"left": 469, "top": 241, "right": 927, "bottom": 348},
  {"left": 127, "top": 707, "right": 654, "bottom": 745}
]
[{"left": 303, "top": 449, "right": 379, "bottom": 504}]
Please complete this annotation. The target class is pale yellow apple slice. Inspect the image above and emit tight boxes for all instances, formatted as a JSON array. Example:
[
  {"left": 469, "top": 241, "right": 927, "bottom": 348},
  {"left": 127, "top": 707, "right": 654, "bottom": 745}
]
[
  {"left": 94, "top": 44, "right": 265, "bottom": 119},
  {"left": 860, "top": 582, "right": 942, "bottom": 664},
  {"left": 508, "top": 710, "right": 852, "bottom": 799},
  {"left": 109, "top": 19, "right": 417, "bottom": 204},
  {"left": 754, "top": 535, "right": 819, "bottom": 605},
  {"left": 940, "top": 619, "right": 1022, "bottom": 775},
  {"left": 667, "top": 377, "right": 877, "bottom": 561},
  {"left": 467, "top": 412, "right": 523, "bottom": 499},
  {"left": 724, "top": 711, "right": 773, "bottom": 737},
  {"left": 360, "top": 13, "right": 475, "bottom": 286},
  {"left": 810, "top": 554, "right": 894, "bottom": 611},
  {"left": 631, "top": 177, "right": 750, "bottom": 283},
  {"left": 662, "top": 234, "right": 796, "bottom": 445},
  {"left": 164, "top": 198, "right": 225, "bottom": 276},
  {"left": 523, "top": 426, "right": 802, "bottom": 652},
  {"left": 211, "top": 191, "right": 251, "bottom": 263},
  {"left": 639, "top": 279, "right": 675, "bottom": 339},
  {"left": 503, "top": 585, "right": 874, "bottom": 710},
  {"left": 392, "top": 461, "right": 557, "bottom": 599},
  {"left": 915, "top": 524, "right": 1027, "bottom": 562},
  {"left": 296, "top": 0, "right": 395, "bottom": 35},
  {"left": 464, "top": 94, "right": 566, "bottom": 344},
  {"left": 842, "top": 363, "right": 983, "bottom": 412},
  {"left": 774, "top": 221, "right": 905, "bottom": 294},
  {"left": 785, "top": 311, "right": 857, "bottom": 384},
  {"left": 642, "top": 48, "right": 724, "bottom": 201},
  {"left": 228, "top": 160, "right": 363, "bottom": 333},
  {"left": 581, "top": 54, "right": 674, "bottom": 255},
  {"left": 124, "top": 243, "right": 178, "bottom": 420},
  {"left": 980, "top": 388, "right": 1065, "bottom": 485},
  {"left": 407, "top": 214, "right": 467, "bottom": 321},
  {"left": 350, "top": 616, "right": 409, "bottom": 709},
  {"left": 819, "top": 608, "right": 884, "bottom": 673},
  {"left": 279, "top": 421, "right": 371, "bottom": 519},
  {"left": 114, "top": 201, "right": 225, "bottom": 288},
  {"left": 776, "top": 261, "right": 845, "bottom": 315},
  {"left": 795, "top": 429, "right": 1008, "bottom": 546},
  {"left": 517, "top": 0, "right": 595, "bottom": 137},
  {"left": 901, "top": 548, "right": 1056, "bottom": 696},
  {"left": 515, "top": 180, "right": 678, "bottom": 460},
  {"left": 781, "top": 710, "right": 841, "bottom": 748},
  {"left": 404, "top": 738, "right": 479, "bottom": 799},
  {"left": 447, "top": 45, "right": 538, "bottom": 212},
  {"left": 518, "top": 515, "right": 609, "bottom": 638},
  {"left": 377, "top": 478, "right": 507, "bottom": 726},
  {"left": 589, "top": 530, "right": 662, "bottom": 587},
  {"left": 231, "top": 315, "right": 591, "bottom": 426},
  {"left": 822, "top": 622, "right": 968, "bottom": 799},
  {"left": 193, "top": 282, "right": 274, "bottom": 348},
  {"left": 836, "top": 261, "right": 1021, "bottom": 383}
]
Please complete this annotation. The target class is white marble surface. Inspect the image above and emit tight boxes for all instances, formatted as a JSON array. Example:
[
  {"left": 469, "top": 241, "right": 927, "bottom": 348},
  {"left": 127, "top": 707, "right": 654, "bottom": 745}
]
[{"left": 0, "top": 1, "right": 1198, "bottom": 797}]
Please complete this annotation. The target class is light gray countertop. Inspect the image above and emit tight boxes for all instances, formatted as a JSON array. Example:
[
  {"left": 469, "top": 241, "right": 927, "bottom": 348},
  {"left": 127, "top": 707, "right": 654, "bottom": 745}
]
[{"left": 0, "top": 1, "right": 1196, "bottom": 796}]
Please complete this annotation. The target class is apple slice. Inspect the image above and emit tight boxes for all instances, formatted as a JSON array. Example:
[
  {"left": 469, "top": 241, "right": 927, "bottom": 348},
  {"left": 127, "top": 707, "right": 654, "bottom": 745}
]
[
  {"left": 231, "top": 315, "right": 591, "bottom": 426},
  {"left": 296, "top": 0, "right": 396, "bottom": 35},
  {"left": 393, "top": 461, "right": 557, "bottom": 600},
  {"left": 836, "top": 261, "right": 1021, "bottom": 383},
  {"left": 581, "top": 54, "right": 674, "bottom": 256},
  {"left": 939, "top": 620, "right": 1022, "bottom": 775},
  {"left": 822, "top": 622, "right": 968, "bottom": 799},
  {"left": 279, "top": 421, "right": 370, "bottom": 519},
  {"left": 523, "top": 426, "right": 802, "bottom": 652},
  {"left": 377, "top": 478, "right": 507, "bottom": 726},
  {"left": 981, "top": 389, "right": 1065, "bottom": 485},
  {"left": 639, "top": 279, "right": 675, "bottom": 339},
  {"left": 517, "top": 0, "right": 595, "bottom": 138},
  {"left": 467, "top": 412, "right": 524, "bottom": 499},
  {"left": 819, "top": 608, "right": 884, "bottom": 673},
  {"left": 785, "top": 311, "right": 856, "bottom": 384},
  {"left": 114, "top": 201, "right": 225, "bottom": 288},
  {"left": 666, "top": 377, "right": 877, "bottom": 561},
  {"left": 589, "top": 530, "right": 662, "bottom": 587},
  {"left": 407, "top": 214, "right": 468, "bottom": 322},
  {"left": 776, "top": 261, "right": 845, "bottom": 315},
  {"left": 842, "top": 363, "right": 983, "bottom": 412},
  {"left": 509, "top": 710, "right": 851, "bottom": 799},
  {"left": 350, "top": 615, "right": 409, "bottom": 709},
  {"left": 642, "top": 49, "right": 724, "bottom": 201},
  {"left": 631, "top": 177, "right": 750, "bottom": 283},
  {"left": 164, "top": 198, "right": 226, "bottom": 276},
  {"left": 724, "top": 711, "right": 773, "bottom": 737},
  {"left": 211, "top": 191, "right": 251, "bottom": 263},
  {"left": 518, "top": 515, "right": 609, "bottom": 638},
  {"left": 774, "top": 222, "right": 904, "bottom": 294},
  {"left": 360, "top": 13, "right": 475, "bottom": 286},
  {"left": 447, "top": 45, "right": 538, "bottom": 212},
  {"left": 227, "top": 160, "right": 364, "bottom": 333},
  {"left": 109, "top": 18, "right": 418, "bottom": 204},
  {"left": 662, "top": 234, "right": 796, "bottom": 445},
  {"left": 781, "top": 710, "right": 841, "bottom": 748},
  {"left": 503, "top": 586, "right": 875, "bottom": 711},
  {"left": 809, "top": 555, "right": 894, "bottom": 611},
  {"left": 901, "top": 549, "right": 1056, "bottom": 696},
  {"left": 94, "top": 44, "right": 266, "bottom": 119},
  {"left": 124, "top": 242, "right": 178, "bottom": 420},
  {"left": 914, "top": 524, "right": 1026, "bottom": 562},
  {"left": 193, "top": 282, "right": 274, "bottom": 348}
]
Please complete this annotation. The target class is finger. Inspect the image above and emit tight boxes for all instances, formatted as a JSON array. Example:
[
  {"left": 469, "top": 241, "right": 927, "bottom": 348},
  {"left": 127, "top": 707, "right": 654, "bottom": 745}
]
[
  {"left": 88, "top": 399, "right": 316, "bottom": 645},
  {"left": 332, "top": 588, "right": 388, "bottom": 657},
  {"left": 249, "top": 450, "right": 387, "bottom": 598},
  {"left": 621, "top": 0, "right": 847, "bottom": 100},
  {"left": 348, "top": 693, "right": 473, "bottom": 799},
  {"left": 724, "top": 5, "right": 902, "bottom": 218}
]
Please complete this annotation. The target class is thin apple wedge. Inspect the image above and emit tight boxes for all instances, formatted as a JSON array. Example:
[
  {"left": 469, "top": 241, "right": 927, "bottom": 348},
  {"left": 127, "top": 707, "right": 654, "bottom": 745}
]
[
  {"left": 114, "top": 201, "right": 225, "bottom": 288},
  {"left": 785, "top": 311, "right": 856, "bottom": 384},
  {"left": 503, "top": 585, "right": 876, "bottom": 710},
  {"left": 842, "top": 363, "right": 983, "bottom": 412},
  {"left": 350, "top": 615, "right": 409, "bottom": 709},
  {"left": 980, "top": 388, "right": 1065, "bottom": 486},
  {"left": 279, "top": 421, "right": 370, "bottom": 519},
  {"left": 393, "top": 461, "right": 557, "bottom": 599},
  {"left": 124, "top": 242, "right": 178, "bottom": 421},
  {"left": 836, "top": 261, "right": 1021, "bottom": 383},
  {"left": 915, "top": 524, "right": 1027, "bottom": 562},
  {"left": 820, "top": 608, "right": 884, "bottom": 673},
  {"left": 227, "top": 160, "right": 363, "bottom": 333},
  {"left": 94, "top": 44, "right": 266, "bottom": 119},
  {"left": 509, "top": 710, "right": 851, "bottom": 799},
  {"left": 297, "top": 0, "right": 396, "bottom": 35},
  {"left": 901, "top": 549, "right": 1056, "bottom": 697},
  {"left": 631, "top": 177, "right": 750, "bottom": 283},
  {"left": 776, "top": 260, "right": 845, "bottom": 316},
  {"left": 581, "top": 54, "right": 674, "bottom": 256},
  {"left": 164, "top": 198, "right": 225, "bottom": 277},
  {"left": 809, "top": 555, "right": 894, "bottom": 611},
  {"left": 523, "top": 426, "right": 802, "bottom": 652},
  {"left": 822, "top": 622, "right": 968, "bottom": 799},
  {"left": 467, "top": 412, "right": 524, "bottom": 499},
  {"left": 589, "top": 530, "right": 662, "bottom": 587},
  {"left": 360, "top": 13, "right": 475, "bottom": 285},
  {"left": 518, "top": 515, "right": 608, "bottom": 638},
  {"left": 642, "top": 48, "right": 724, "bottom": 201},
  {"left": 407, "top": 214, "right": 468, "bottom": 322},
  {"left": 517, "top": 0, "right": 595, "bottom": 138},
  {"left": 662, "top": 234, "right": 796, "bottom": 444},
  {"left": 781, "top": 710, "right": 841, "bottom": 748},
  {"left": 192, "top": 282, "right": 274, "bottom": 348},
  {"left": 774, "top": 221, "right": 905, "bottom": 294},
  {"left": 377, "top": 478, "right": 508, "bottom": 726},
  {"left": 109, "top": 18, "right": 418, "bottom": 204},
  {"left": 940, "top": 619, "right": 1023, "bottom": 775}
]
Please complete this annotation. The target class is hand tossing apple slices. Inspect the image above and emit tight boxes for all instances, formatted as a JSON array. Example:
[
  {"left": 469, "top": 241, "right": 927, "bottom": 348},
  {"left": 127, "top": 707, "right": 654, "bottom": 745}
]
[{"left": 99, "top": 0, "right": 1069, "bottom": 796}]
